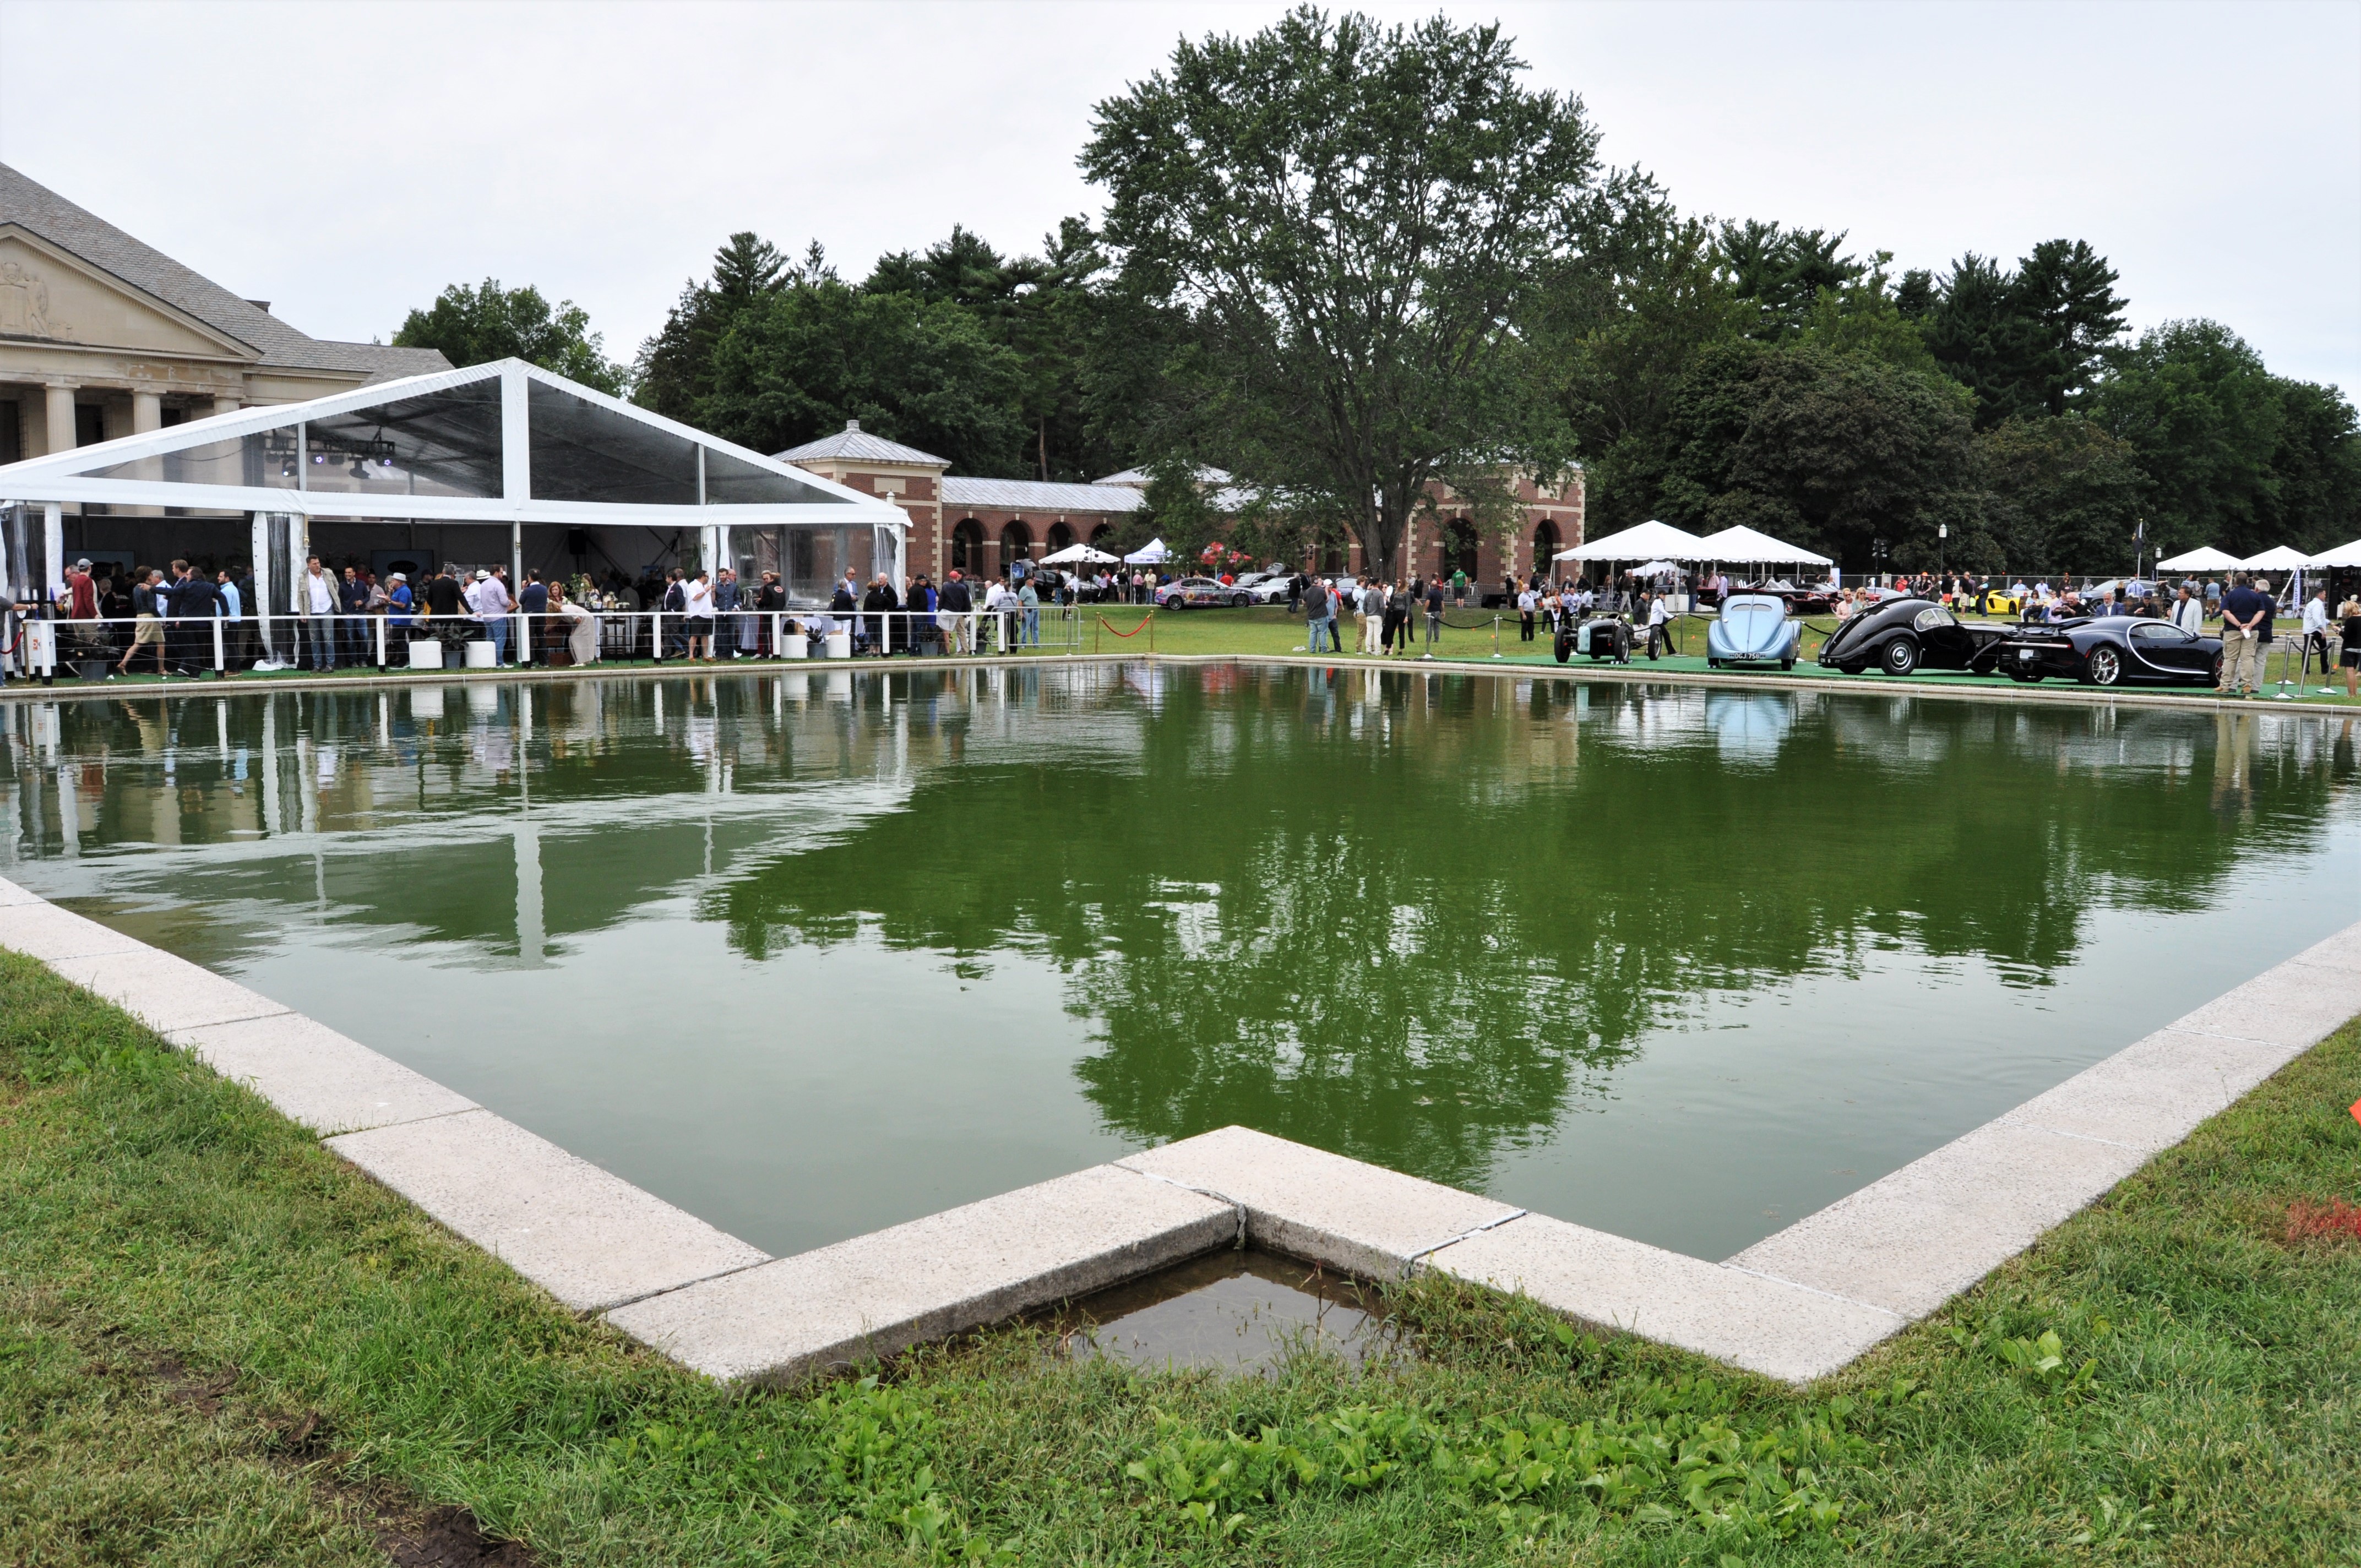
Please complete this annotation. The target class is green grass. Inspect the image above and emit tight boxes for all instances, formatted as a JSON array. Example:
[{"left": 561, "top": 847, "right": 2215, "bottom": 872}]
[{"left": 3, "top": 948, "right": 2358, "bottom": 1564}]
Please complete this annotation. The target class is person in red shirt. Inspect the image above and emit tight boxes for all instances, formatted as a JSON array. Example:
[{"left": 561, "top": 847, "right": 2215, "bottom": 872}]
[{"left": 65, "top": 559, "right": 97, "bottom": 622}]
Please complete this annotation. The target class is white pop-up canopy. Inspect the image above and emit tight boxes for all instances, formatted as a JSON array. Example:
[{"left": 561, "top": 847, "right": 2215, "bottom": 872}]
[
  {"left": 1694, "top": 523, "right": 1833, "bottom": 566},
  {"left": 1041, "top": 542, "right": 1120, "bottom": 566},
  {"left": 1123, "top": 537, "right": 1170, "bottom": 564},
  {"left": 2306, "top": 537, "right": 2361, "bottom": 568},
  {"left": 1553, "top": 519, "right": 1706, "bottom": 562},
  {"left": 2240, "top": 545, "right": 2313, "bottom": 571},
  {"left": 2155, "top": 545, "right": 2242, "bottom": 572}
]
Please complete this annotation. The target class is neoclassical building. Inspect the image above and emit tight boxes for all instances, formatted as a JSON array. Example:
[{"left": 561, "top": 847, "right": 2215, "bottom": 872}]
[
  {"left": 777, "top": 424, "right": 1584, "bottom": 587},
  {"left": 0, "top": 164, "right": 448, "bottom": 469}
]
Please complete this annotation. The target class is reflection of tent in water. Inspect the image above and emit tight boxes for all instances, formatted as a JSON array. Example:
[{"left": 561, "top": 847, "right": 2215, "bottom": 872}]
[{"left": 1703, "top": 691, "right": 1792, "bottom": 763}]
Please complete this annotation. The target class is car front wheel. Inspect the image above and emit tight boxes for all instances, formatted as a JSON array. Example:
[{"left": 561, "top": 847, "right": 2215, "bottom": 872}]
[
  {"left": 2088, "top": 646, "right": 2124, "bottom": 686},
  {"left": 1880, "top": 638, "right": 1919, "bottom": 676}
]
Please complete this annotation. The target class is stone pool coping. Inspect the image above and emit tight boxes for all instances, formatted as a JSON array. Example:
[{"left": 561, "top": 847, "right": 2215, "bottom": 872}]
[
  {"left": 5, "top": 870, "right": 2354, "bottom": 1386},
  {"left": 2, "top": 647, "right": 2355, "bottom": 721}
]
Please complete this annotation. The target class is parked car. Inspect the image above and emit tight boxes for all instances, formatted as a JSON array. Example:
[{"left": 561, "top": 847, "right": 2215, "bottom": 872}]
[
  {"left": 1740, "top": 581, "right": 1836, "bottom": 617},
  {"left": 1705, "top": 594, "right": 1802, "bottom": 669},
  {"left": 1230, "top": 571, "right": 1294, "bottom": 605},
  {"left": 1999, "top": 616, "right": 2223, "bottom": 687},
  {"left": 1557, "top": 613, "right": 1632, "bottom": 663},
  {"left": 1155, "top": 576, "right": 1238, "bottom": 609},
  {"left": 1958, "top": 586, "right": 2023, "bottom": 617},
  {"left": 1816, "top": 597, "right": 2012, "bottom": 677}
]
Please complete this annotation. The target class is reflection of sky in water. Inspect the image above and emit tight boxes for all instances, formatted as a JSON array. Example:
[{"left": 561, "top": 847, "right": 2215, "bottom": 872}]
[{"left": 2, "top": 668, "right": 2354, "bottom": 1261}]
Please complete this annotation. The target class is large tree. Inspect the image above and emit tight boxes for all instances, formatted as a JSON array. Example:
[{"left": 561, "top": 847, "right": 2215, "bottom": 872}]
[
  {"left": 1657, "top": 341, "right": 1978, "bottom": 571},
  {"left": 699, "top": 276, "right": 1029, "bottom": 476},
  {"left": 631, "top": 232, "right": 793, "bottom": 422},
  {"left": 2088, "top": 319, "right": 2287, "bottom": 558},
  {"left": 393, "top": 278, "right": 624, "bottom": 394},
  {"left": 1921, "top": 241, "right": 2125, "bottom": 427},
  {"left": 865, "top": 220, "right": 1120, "bottom": 482},
  {"left": 1082, "top": 7, "right": 1597, "bottom": 580},
  {"left": 1973, "top": 415, "right": 2146, "bottom": 575}
]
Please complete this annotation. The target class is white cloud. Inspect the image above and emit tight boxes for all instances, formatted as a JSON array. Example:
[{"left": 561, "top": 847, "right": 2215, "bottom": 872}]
[{"left": 1, "top": 0, "right": 2351, "bottom": 393}]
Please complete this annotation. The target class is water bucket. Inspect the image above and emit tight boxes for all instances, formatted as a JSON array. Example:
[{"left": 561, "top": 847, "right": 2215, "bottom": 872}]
[
  {"left": 463, "top": 639, "right": 497, "bottom": 669},
  {"left": 824, "top": 629, "right": 852, "bottom": 660},
  {"left": 782, "top": 633, "right": 809, "bottom": 660},
  {"left": 407, "top": 639, "right": 444, "bottom": 671}
]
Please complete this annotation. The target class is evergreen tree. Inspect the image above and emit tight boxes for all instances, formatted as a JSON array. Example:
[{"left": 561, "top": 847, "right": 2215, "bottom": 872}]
[{"left": 631, "top": 233, "right": 789, "bottom": 422}]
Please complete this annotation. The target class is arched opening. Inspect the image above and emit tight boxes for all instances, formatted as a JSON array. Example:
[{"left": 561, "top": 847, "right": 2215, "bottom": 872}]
[
  {"left": 999, "top": 520, "right": 1033, "bottom": 574},
  {"left": 1532, "top": 520, "right": 1560, "bottom": 576},
  {"left": 950, "top": 518, "right": 984, "bottom": 574},
  {"left": 1047, "top": 521, "right": 1074, "bottom": 553},
  {"left": 1090, "top": 522, "right": 1119, "bottom": 546},
  {"left": 1439, "top": 519, "right": 1480, "bottom": 580}
]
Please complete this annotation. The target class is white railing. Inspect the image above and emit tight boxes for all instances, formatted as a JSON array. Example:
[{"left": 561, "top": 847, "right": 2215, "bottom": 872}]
[{"left": 0, "top": 605, "right": 1084, "bottom": 683}]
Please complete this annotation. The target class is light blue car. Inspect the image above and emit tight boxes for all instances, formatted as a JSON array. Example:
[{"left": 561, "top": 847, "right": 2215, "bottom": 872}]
[{"left": 1705, "top": 593, "right": 1802, "bottom": 670}]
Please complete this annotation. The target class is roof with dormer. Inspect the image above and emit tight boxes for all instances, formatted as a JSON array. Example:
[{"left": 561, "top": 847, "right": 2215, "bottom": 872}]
[{"left": 773, "top": 420, "right": 949, "bottom": 467}]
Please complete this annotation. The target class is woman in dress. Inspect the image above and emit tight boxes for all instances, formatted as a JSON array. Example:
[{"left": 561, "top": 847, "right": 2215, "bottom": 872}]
[{"left": 550, "top": 582, "right": 600, "bottom": 666}]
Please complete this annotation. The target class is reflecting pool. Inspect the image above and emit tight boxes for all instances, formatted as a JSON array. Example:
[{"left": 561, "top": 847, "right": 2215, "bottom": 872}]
[{"left": 2, "top": 665, "right": 2354, "bottom": 1261}]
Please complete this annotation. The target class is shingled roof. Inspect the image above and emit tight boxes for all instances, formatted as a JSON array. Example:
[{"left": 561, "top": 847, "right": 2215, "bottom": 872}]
[{"left": 0, "top": 162, "right": 449, "bottom": 383}]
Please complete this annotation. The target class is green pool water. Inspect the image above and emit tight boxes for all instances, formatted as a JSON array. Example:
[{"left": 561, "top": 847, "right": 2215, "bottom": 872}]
[{"left": 3, "top": 665, "right": 2354, "bottom": 1262}]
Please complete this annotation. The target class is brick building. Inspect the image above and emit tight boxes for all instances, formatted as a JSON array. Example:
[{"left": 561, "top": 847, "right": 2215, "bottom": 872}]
[{"left": 778, "top": 423, "right": 1585, "bottom": 588}]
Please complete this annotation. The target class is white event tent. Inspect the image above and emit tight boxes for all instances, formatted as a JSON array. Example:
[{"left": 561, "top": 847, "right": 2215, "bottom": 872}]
[
  {"left": 2306, "top": 537, "right": 2361, "bottom": 568},
  {"left": 1041, "top": 542, "right": 1120, "bottom": 567},
  {"left": 2155, "top": 546, "right": 2243, "bottom": 573},
  {"left": 0, "top": 358, "right": 908, "bottom": 622},
  {"left": 2239, "top": 546, "right": 2313, "bottom": 573},
  {"left": 1123, "top": 537, "right": 1171, "bottom": 564},
  {"left": 1694, "top": 524, "right": 1832, "bottom": 568},
  {"left": 1554, "top": 519, "right": 1706, "bottom": 564}
]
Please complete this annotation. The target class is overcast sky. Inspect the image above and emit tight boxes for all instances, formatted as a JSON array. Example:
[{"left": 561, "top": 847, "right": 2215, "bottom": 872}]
[{"left": 2, "top": 1, "right": 2353, "bottom": 396}]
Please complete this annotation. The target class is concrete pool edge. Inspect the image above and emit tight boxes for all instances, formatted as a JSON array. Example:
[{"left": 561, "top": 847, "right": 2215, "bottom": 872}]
[
  {"left": 1, "top": 876, "right": 2355, "bottom": 1387},
  {"left": 2, "top": 647, "right": 2355, "bottom": 720}
]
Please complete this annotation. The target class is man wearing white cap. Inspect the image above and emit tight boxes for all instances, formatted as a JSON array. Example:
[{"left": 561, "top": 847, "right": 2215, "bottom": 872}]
[{"left": 477, "top": 567, "right": 514, "bottom": 664}]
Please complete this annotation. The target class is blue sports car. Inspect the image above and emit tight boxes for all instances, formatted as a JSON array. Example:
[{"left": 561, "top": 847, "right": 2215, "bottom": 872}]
[{"left": 1706, "top": 594, "right": 1802, "bottom": 670}]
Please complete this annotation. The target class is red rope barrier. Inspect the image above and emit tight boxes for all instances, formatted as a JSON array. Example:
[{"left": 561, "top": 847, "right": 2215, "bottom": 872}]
[{"left": 1096, "top": 613, "right": 1154, "bottom": 639}]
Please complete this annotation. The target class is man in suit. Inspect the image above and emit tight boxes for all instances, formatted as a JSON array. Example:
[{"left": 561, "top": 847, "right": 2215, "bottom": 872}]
[{"left": 167, "top": 559, "right": 219, "bottom": 676}]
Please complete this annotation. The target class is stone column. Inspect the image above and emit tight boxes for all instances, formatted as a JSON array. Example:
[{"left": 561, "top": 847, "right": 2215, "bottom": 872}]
[
  {"left": 130, "top": 393, "right": 164, "bottom": 516},
  {"left": 43, "top": 383, "right": 77, "bottom": 455},
  {"left": 211, "top": 394, "right": 241, "bottom": 417}
]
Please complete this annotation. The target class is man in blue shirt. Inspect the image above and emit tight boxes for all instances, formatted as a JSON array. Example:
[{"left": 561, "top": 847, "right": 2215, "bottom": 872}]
[{"left": 2217, "top": 574, "right": 2269, "bottom": 696}]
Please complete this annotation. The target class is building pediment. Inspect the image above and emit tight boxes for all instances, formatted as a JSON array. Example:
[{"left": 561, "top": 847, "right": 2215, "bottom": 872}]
[{"left": 0, "top": 226, "right": 260, "bottom": 363}]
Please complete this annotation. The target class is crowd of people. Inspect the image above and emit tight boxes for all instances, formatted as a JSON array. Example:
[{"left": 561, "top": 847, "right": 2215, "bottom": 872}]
[{"left": 14, "top": 548, "right": 2357, "bottom": 697}]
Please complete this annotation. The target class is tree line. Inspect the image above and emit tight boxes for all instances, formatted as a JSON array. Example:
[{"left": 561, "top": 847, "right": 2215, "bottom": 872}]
[{"left": 393, "top": 6, "right": 2357, "bottom": 577}]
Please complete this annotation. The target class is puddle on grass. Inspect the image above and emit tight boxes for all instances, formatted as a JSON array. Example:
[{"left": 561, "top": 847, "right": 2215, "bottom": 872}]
[{"left": 1051, "top": 1249, "right": 1410, "bottom": 1374}]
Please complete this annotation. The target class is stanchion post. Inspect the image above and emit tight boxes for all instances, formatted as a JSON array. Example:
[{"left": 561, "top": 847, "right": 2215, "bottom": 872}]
[
  {"left": 213, "top": 617, "right": 226, "bottom": 676},
  {"left": 376, "top": 615, "right": 389, "bottom": 671}
]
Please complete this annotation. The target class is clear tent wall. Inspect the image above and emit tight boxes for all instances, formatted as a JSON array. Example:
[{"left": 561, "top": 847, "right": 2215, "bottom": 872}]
[{"left": 0, "top": 358, "right": 907, "bottom": 670}]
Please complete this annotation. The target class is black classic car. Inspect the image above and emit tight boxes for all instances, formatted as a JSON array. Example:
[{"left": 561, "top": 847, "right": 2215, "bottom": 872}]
[
  {"left": 1816, "top": 597, "right": 2011, "bottom": 677},
  {"left": 1998, "top": 616, "right": 2223, "bottom": 687}
]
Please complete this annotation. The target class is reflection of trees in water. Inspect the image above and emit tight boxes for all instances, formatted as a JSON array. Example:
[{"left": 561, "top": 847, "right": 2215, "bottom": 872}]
[
  {"left": 11, "top": 672, "right": 2353, "bottom": 1193},
  {"left": 716, "top": 673, "right": 2354, "bottom": 1193}
]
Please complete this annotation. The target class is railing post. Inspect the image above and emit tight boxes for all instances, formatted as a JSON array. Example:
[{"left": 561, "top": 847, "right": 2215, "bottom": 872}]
[
  {"left": 213, "top": 617, "right": 226, "bottom": 676},
  {"left": 376, "top": 615, "right": 388, "bottom": 671}
]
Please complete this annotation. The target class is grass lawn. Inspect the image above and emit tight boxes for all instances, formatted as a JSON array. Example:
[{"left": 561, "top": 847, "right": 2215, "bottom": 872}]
[{"left": 4, "top": 950, "right": 2358, "bottom": 1564}]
